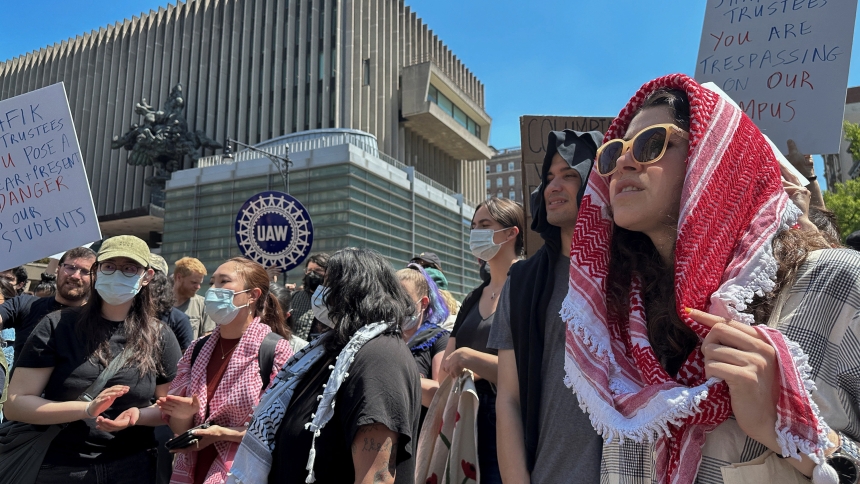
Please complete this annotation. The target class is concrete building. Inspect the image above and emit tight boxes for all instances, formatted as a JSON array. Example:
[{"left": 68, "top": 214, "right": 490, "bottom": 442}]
[
  {"left": 0, "top": 0, "right": 492, "bottom": 246},
  {"left": 825, "top": 86, "right": 860, "bottom": 186},
  {"left": 163, "top": 128, "right": 481, "bottom": 297},
  {"left": 485, "top": 147, "right": 522, "bottom": 203}
]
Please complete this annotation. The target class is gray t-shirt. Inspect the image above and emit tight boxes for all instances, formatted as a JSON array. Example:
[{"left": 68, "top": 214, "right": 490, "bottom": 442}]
[
  {"left": 175, "top": 294, "right": 215, "bottom": 339},
  {"left": 487, "top": 256, "right": 602, "bottom": 484}
]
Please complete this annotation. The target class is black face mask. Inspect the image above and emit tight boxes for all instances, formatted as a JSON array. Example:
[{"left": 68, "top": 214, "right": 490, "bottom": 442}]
[
  {"left": 303, "top": 272, "right": 323, "bottom": 293},
  {"left": 479, "top": 260, "right": 491, "bottom": 284}
]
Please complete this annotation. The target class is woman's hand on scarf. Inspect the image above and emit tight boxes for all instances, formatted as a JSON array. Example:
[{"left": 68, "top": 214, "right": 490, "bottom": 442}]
[
  {"left": 168, "top": 425, "right": 245, "bottom": 454},
  {"left": 689, "top": 308, "right": 780, "bottom": 448},
  {"left": 86, "top": 385, "right": 130, "bottom": 418},
  {"left": 94, "top": 407, "right": 140, "bottom": 432},
  {"left": 156, "top": 394, "right": 200, "bottom": 420}
]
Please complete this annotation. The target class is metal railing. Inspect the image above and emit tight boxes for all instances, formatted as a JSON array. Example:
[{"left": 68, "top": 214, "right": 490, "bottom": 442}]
[{"left": 194, "top": 130, "right": 480, "bottom": 207}]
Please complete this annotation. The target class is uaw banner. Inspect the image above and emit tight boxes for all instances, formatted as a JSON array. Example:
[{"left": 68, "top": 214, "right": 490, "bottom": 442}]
[
  {"left": 0, "top": 83, "right": 101, "bottom": 270},
  {"left": 235, "top": 191, "right": 314, "bottom": 272}
]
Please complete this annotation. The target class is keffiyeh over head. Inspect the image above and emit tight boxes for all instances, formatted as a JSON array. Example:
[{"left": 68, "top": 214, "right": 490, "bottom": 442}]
[{"left": 562, "top": 73, "right": 832, "bottom": 484}]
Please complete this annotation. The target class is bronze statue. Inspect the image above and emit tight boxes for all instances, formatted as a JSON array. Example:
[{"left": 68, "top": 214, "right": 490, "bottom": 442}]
[{"left": 111, "top": 84, "right": 222, "bottom": 188}]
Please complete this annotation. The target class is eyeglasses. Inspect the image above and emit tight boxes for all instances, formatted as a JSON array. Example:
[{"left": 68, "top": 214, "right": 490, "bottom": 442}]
[
  {"left": 98, "top": 262, "right": 144, "bottom": 277},
  {"left": 60, "top": 263, "right": 92, "bottom": 277},
  {"left": 305, "top": 269, "right": 325, "bottom": 277},
  {"left": 595, "top": 123, "right": 689, "bottom": 177}
]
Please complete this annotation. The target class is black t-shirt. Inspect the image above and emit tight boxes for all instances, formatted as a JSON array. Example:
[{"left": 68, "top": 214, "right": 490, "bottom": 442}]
[
  {"left": 15, "top": 307, "right": 182, "bottom": 465},
  {"left": 268, "top": 333, "right": 420, "bottom": 484},
  {"left": 451, "top": 301, "right": 497, "bottom": 356},
  {"left": 160, "top": 307, "right": 193, "bottom": 352},
  {"left": 0, "top": 294, "right": 67, "bottom": 363},
  {"left": 411, "top": 331, "right": 449, "bottom": 379}
]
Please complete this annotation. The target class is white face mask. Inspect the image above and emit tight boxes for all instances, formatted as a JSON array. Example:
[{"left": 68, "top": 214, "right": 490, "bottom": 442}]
[
  {"left": 469, "top": 228, "right": 510, "bottom": 261},
  {"left": 311, "top": 285, "right": 333, "bottom": 328},
  {"left": 95, "top": 272, "right": 144, "bottom": 305}
]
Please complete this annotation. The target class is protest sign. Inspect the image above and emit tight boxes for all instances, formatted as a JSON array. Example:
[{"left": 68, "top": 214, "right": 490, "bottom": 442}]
[
  {"left": 519, "top": 115, "right": 613, "bottom": 256},
  {"left": 695, "top": 0, "right": 857, "bottom": 154},
  {"left": 0, "top": 83, "right": 101, "bottom": 270}
]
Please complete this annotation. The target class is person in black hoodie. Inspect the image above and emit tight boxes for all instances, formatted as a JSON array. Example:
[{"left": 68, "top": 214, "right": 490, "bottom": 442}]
[{"left": 488, "top": 130, "right": 604, "bottom": 483}]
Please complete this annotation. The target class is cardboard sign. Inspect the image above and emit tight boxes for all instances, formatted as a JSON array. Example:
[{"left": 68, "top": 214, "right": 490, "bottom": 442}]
[
  {"left": 695, "top": 0, "right": 857, "bottom": 154},
  {"left": 519, "top": 115, "right": 614, "bottom": 257},
  {"left": 0, "top": 83, "right": 101, "bottom": 270}
]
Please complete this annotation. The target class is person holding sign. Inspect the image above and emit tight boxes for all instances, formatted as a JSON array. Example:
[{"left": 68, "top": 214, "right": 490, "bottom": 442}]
[
  {"left": 3, "top": 235, "right": 182, "bottom": 483},
  {"left": 564, "top": 74, "right": 860, "bottom": 483},
  {"left": 0, "top": 246, "right": 96, "bottom": 365}
]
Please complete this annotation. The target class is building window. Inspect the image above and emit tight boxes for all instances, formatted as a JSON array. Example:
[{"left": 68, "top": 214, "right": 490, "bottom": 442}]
[
  {"left": 427, "top": 84, "right": 481, "bottom": 138},
  {"left": 508, "top": 161, "right": 514, "bottom": 171},
  {"left": 485, "top": 180, "right": 490, "bottom": 189},
  {"left": 508, "top": 176, "right": 515, "bottom": 186},
  {"left": 496, "top": 191, "right": 502, "bottom": 198},
  {"left": 363, "top": 59, "right": 370, "bottom": 86},
  {"left": 496, "top": 178, "right": 502, "bottom": 188},
  {"left": 495, "top": 164, "right": 502, "bottom": 173},
  {"left": 485, "top": 165, "right": 490, "bottom": 174},
  {"left": 509, "top": 190, "right": 516, "bottom": 200}
]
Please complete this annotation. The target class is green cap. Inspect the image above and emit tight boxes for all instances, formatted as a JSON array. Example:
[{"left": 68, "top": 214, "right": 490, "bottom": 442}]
[
  {"left": 97, "top": 235, "right": 150, "bottom": 267},
  {"left": 424, "top": 267, "right": 448, "bottom": 291},
  {"left": 149, "top": 253, "right": 168, "bottom": 274}
]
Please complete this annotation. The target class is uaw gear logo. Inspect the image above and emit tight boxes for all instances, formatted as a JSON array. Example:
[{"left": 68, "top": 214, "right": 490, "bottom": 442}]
[{"left": 235, "top": 191, "right": 314, "bottom": 272}]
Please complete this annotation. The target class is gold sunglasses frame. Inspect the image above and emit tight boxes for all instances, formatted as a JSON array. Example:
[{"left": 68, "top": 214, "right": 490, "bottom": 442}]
[{"left": 596, "top": 123, "right": 690, "bottom": 177}]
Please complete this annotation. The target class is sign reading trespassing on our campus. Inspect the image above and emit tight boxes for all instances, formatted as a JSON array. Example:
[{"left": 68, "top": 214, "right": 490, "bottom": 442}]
[
  {"left": 695, "top": 0, "right": 857, "bottom": 154},
  {"left": 0, "top": 83, "right": 101, "bottom": 270},
  {"left": 235, "top": 191, "right": 314, "bottom": 272},
  {"left": 519, "top": 115, "right": 613, "bottom": 257}
]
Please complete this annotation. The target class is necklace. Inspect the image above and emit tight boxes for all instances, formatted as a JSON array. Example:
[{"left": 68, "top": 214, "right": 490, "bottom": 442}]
[{"left": 219, "top": 338, "right": 241, "bottom": 360}]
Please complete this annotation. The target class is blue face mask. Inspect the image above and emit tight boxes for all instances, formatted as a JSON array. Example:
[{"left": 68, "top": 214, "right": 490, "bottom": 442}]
[
  {"left": 95, "top": 272, "right": 144, "bottom": 305},
  {"left": 204, "top": 287, "right": 251, "bottom": 326}
]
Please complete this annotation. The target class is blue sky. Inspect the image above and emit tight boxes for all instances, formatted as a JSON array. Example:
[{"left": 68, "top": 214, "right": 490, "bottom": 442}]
[{"left": 4, "top": 0, "right": 860, "bottom": 188}]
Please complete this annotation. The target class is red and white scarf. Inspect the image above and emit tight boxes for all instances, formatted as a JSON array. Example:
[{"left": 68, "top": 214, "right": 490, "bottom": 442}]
[
  {"left": 168, "top": 319, "right": 293, "bottom": 484},
  {"left": 562, "top": 74, "right": 832, "bottom": 484}
]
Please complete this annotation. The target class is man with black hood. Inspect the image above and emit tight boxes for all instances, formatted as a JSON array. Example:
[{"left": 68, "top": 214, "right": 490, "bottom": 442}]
[
  {"left": 488, "top": 130, "right": 604, "bottom": 483},
  {"left": 290, "top": 253, "right": 329, "bottom": 340}
]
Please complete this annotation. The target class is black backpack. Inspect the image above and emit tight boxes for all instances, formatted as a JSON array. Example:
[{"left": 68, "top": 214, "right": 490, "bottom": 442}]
[{"left": 190, "top": 332, "right": 284, "bottom": 389}]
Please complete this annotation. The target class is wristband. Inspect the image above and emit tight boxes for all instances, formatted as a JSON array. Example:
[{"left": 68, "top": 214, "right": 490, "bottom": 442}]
[
  {"left": 85, "top": 401, "right": 96, "bottom": 418},
  {"left": 806, "top": 175, "right": 817, "bottom": 181}
]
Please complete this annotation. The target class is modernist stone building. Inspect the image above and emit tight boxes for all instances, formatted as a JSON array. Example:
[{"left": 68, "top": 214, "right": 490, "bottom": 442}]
[{"left": 0, "top": 0, "right": 492, "bottom": 246}]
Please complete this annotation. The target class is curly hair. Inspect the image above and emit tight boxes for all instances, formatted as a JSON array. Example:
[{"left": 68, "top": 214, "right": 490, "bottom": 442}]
[
  {"left": 322, "top": 248, "right": 413, "bottom": 351},
  {"left": 148, "top": 270, "right": 176, "bottom": 319}
]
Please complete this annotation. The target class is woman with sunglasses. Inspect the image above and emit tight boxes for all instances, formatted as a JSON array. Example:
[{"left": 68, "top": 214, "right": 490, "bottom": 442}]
[
  {"left": 563, "top": 74, "right": 860, "bottom": 483},
  {"left": 4, "top": 235, "right": 182, "bottom": 483},
  {"left": 157, "top": 257, "right": 293, "bottom": 484},
  {"left": 442, "top": 196, "right": 524, "bottom": 484}
]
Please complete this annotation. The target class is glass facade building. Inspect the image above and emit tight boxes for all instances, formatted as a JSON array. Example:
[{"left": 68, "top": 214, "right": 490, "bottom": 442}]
[{"left": 162, "top": 129, "right": 480, "bottom": 298}]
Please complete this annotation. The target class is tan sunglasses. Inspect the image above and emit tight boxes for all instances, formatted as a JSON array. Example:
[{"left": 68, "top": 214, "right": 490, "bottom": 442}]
[{"left": 596, "top": 123, "right": 689, "bottom": 176}]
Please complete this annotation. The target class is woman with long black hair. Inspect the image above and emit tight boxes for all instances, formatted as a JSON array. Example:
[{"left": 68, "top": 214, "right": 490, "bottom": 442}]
[
  {"left": 564, "top": 74, "right": 860, "bottom": 483},
  {"left": 228, "top": 248, "right": 420, "bottom": 484},
  {"left": 4, "top": 236, "right": 182, "bottom": 483}
]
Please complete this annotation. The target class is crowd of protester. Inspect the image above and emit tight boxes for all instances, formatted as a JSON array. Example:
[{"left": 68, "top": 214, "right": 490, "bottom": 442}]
[{"left": 0, "top": 73, "right": 859, "bottom": 484}]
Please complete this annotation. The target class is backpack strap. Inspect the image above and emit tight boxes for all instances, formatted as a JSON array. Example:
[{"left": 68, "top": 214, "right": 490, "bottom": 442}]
[
  {"left": 190, "top": 335, "right": 211, "bottom": 369},
  {"left": 258, "top": 332, "right": 284, "bottom": 389}
]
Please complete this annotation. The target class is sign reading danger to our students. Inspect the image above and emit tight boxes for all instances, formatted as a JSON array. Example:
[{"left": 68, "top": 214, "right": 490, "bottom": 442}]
[
  {"left": 235, "top": 191, "right": 314, "bottom": 272},
  {"left": 0, "top": 83, "right": 101, "bottom": 270}
]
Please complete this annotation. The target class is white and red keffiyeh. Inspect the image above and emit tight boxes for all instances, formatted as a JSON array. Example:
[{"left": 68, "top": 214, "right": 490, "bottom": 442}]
[
  {"left": 562, "top": 74, "right": 832, "bottom": 484},
  {"left": 167, "top": 319, "right": 293, "bottom": 484}
]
